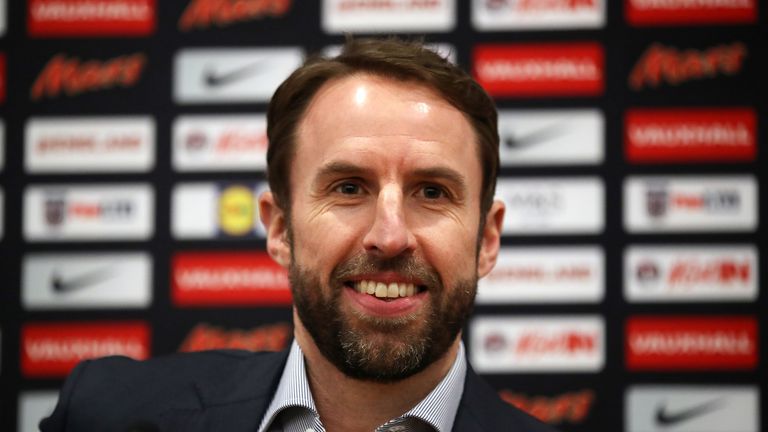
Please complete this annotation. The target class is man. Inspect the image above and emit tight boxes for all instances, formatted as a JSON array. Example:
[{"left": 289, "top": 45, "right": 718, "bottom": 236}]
[{"left": 41, "top": 38, "right": 558, "bottom": 432}]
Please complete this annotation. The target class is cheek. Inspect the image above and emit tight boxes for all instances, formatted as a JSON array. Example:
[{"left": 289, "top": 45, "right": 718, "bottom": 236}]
[
  {"left": 290, "top": 211, "right": 364, "bottom": 271},
  {"left": 416, "top": 223, "right": 479, "bottom": 282}
]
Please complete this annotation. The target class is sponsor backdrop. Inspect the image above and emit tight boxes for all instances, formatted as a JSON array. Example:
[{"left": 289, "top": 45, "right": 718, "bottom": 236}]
[{"left": 0, "top": 1, "right": 764, "bottom": 431}]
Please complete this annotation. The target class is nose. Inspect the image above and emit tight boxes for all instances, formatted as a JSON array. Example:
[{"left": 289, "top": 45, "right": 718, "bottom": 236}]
[{"left": 362, "top": 184, "right": 416, "bottom": 258}]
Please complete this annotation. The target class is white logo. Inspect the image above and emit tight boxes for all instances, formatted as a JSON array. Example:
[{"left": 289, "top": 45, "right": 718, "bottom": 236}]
[
  {"left": 626, "top": 386, "right": 759, "bottom": 432},
  {"left": 173, "top": 114, "right": 267, "bottom": 171},
  {"left": 471, "top": 315, "right": 604, "bottom": 372},
  {"left": 174, "top": 48, "right": 304, "bottom": 104},
  {"left": 624, "top": 175, "right": 757, "bottom": 233},
  {"left": 498, "top": 109, "right": 604, "bottom": 166},
  {"left": 478, "top": 246, "right": 604, "bottom": 303},
  {"left": 25, "top": 117, "right": 155, "bottom": 173},
  {"left": 625, "top": 245, "right": 758, "bottom": 302},
  {"left": 22, "top": 252, "right": 152, "bottom": 310},
  {"left": 497, "top": 177, "right": 604, "bottom": 234},
  {"left": 322, "top": 0, "right": 456, "bottom": 33},
  {"left": 323, "top": 42, "right": 457, "bottom": 64},
  {"left": 473, "top": 0, "right": 605, "bottom": 30},
  {"left": 18, "top": 391, "right": 60, "bottom": 432},
  {"left": 23, "top": 184, "right": 154, "bottom": 241},
  {"left": 171, "top": 182, "right": 269, "bottom": 239}
]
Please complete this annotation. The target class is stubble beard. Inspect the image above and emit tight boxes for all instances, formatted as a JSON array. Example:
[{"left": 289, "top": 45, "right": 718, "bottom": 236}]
[{"left": 290, "top": 252, "right": 477, "bottom": 383}]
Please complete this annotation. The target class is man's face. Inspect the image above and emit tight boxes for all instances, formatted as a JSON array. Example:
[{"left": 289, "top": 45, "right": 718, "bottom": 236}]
[{"left": 263, "top": 74, "right": 502, "bottom": 382}]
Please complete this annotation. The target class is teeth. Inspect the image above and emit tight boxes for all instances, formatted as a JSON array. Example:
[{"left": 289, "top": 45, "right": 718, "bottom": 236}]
[
  {"left": 354, "top": 280, "right": 420, "bottom": 298},
  {"left": 375, "top": 282, "right": 388, "bottom": 298}
]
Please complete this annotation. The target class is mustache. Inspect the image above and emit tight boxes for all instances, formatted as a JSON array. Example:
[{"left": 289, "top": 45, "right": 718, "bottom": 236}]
[{"left": 331, "top": 253, "right": 441, "bottom": 288}]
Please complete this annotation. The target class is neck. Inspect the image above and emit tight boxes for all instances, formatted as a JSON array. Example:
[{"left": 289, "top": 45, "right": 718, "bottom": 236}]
[{"left": 293, "top": 311, "right": 460, "bottom": 432}]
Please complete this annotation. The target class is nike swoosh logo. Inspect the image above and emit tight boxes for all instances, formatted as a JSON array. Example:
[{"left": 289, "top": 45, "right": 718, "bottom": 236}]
[
  {"left": 656, "top": 398, "right": 725, "bottom": 426},
  {"left": 51, "top": 268, "right": 115, "bottom": 294},
  {"left": 204, "top": 61, "right": 267, "bottom": 87},
  {"left": 503, "top": 123, "right": 569, "bottom": 149}
]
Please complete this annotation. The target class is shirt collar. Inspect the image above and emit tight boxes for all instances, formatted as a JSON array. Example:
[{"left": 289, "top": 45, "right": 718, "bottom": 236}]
[{"left": 258, "top": 340, "right": 467, "bottom": 432}]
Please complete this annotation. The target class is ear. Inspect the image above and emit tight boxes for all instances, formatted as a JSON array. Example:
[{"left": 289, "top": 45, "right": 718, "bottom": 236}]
[
  {"left": 258, "top": 191, "right": 291, "bottom": 268},
  {"left": 477, "top": 200, "right": 505, "bottom": 278}
]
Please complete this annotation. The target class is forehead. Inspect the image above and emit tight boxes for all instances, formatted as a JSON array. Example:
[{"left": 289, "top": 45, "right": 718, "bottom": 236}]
[{"left": 294, "top": 74, "right": 479, "bottom": 169}]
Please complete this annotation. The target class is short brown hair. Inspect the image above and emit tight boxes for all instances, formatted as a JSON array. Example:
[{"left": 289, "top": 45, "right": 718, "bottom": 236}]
[{"left": 266, "top": 37, "right": 499, "bottom": 216}]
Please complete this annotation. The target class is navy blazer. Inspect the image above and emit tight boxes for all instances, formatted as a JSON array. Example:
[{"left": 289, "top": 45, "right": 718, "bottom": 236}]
[{"left": 40, "top": 349, "right": 559, "bottom": 432}]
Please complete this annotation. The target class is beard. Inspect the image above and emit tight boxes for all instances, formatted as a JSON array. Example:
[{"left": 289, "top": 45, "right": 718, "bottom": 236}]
[{"left": 290, "top": 252, "right": 477, "bottom": 383}]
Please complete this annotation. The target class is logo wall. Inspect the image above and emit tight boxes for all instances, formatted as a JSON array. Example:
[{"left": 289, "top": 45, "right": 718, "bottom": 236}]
[
  {"left": 0, "top": 188, "right": 4, "bottom": 240},
  {"left": 624, "top": 175, "right": 757, "bottom": 233},
  {"left": 173, "top": 48, "right": 303, "bottom": 103},
  {"left": 0, "top": 120, "right": 4, "bottom": 170},
  {"left": 23, "top": 183, "right": 154, "bottom": 241},
  {"left": 178, "top": 0, "right": 292, "bottom": 31},
  {"left": 477, "top": 246, "right": 604, "bottom": 304},
  {"left": 31, "top": 52, "right": 147, "bottom": 101},
  {"left": 18, "top": 391, "right": 60, "bottom": 432},
  {"left": 624, "top": 245, "right": 758, "bottom": 302},
  {"left": 499, "top": 389, "right": 595, "bottom": 426},
  {"left": 21, "top": 322, "right": 150, "bottom": 377},
  {"left": 471, "top": 315, "right": 605, "bottom": 372},
  {"left": 625, "top": 108, "right": 757, "bottom": 163},
  {"left": 497, "top": 177, "right": 604, "bottom": 234},
  {"left": 629, "top": 42, "right": 747, "bottom": 90},
  {"left": 626, "top": 0, "right": 757, "bottom": 26},
  {"left": 498, "top": 109, "right": 604, "bottom": 166},
  {"left": 626, "top": 386, "right": 759, "bottom": 432},
  {"left": 625, "top": 316, "right": 758, "bottom": 370},
  {"left": 322, "top": 0, "right": 455, "bottom": 33},
  {"left": 172, "top": 182, "right": 268, "bottom": 239},
  {"left": 178, "top": 322, "right": 292, "bottom": 352},
  {"left": 473, "top": 0, "right": 605, "bottom": 30},
  {"left": 27, "top": 0, "right": 156, "bottom": 37},
  {"left": 172, "top": 251, "right": 291, "bottom": 306},
  {"left": 25, "top": 116, "right": 155, "bottom": 173},
  {"left": 22, "top": 252, "right": 153, "bottom": 309},
  {"left": 172, "top": 114, "right": 268, "bottom": 171},
  {"left": 474, "top": 43, "right": 604, "bottom": 97}
]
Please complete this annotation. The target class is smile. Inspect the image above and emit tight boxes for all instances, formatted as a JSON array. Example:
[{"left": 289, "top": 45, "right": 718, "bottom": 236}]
[{"left": 350, "top": 280, "right": 425, "bottom": 299}]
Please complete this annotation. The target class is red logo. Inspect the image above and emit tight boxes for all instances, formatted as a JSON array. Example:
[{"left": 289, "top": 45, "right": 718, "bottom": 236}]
[
  {"left": 626, "top": 316, "right": 757, "bottom": 370},
  {"left": 473, "top": 43, "right": 604, "bottom": 97},
  {"left": 178, "top": 322, "right": 291, "bottom": 352},
  {"left": 668, "top": 259, "right": 751, "bottom": 287},
  {"left": 28, "top": 0, "right": 156, "bottom": 37},
  {"left": 31, "top": 53, "right": 146, "bottom": 101},
  {"left": 179, "top": 0, "right": 291, "bottom": 30},
  {"left": 626, "top": 0, "right": 757, "bottom": 26},
  {"left": 629, "top": 42, "right": 747, "bottom": 90},
  {"left": 498, "top": 389, "right": 594, "bottom": 425},
  {"left": 172, "top": 251, "right": 291, "bottom": 307},
  {"left": 625, "top": 108, "right": 757, "bottom": 162},
  {"left": 21, "top": 322, "right": 150, "bottom": 378}
]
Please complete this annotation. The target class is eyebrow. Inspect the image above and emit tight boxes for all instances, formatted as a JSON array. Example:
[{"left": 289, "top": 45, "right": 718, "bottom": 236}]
[{"left": 313, "top": 161, "right": 467, "bottom": 193}]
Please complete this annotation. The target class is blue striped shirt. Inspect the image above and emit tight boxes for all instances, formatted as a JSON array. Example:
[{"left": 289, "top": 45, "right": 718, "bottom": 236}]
[{"left": 258, "top": 340, "right": 467, "bottom": 432}]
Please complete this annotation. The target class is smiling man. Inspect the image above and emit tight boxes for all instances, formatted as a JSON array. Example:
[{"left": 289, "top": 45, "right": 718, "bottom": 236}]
[{"left": 41, "top": 39, "right": 558, "bottom": 432}]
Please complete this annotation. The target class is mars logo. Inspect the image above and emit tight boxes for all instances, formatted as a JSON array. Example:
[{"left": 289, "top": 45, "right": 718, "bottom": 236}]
[
  {"left": 178, "top": 322, "right": 291, "bottom": 352},
  {"left": 499, "top": 389, "right": 594, "bottom": 425},
  {"left": 178, "top": 0, "right": 291, "bottom": 31},
  {"left": 629, "top": 42, "right": 747, "bottom": 90},
  {"left": 218, "top": 184, "right": 256, "bottom": 236},
  {"left": 31, "top": 53, "right": 146, "bottom": 100}
]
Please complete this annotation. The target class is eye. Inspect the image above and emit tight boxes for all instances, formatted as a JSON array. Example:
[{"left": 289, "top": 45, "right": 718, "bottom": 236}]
[
  {"left": 335, "top": 182, "right": 361, "bottom": 195},
  {"left": 420, "top": 185, "right": 446, "bottom": 200}
]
